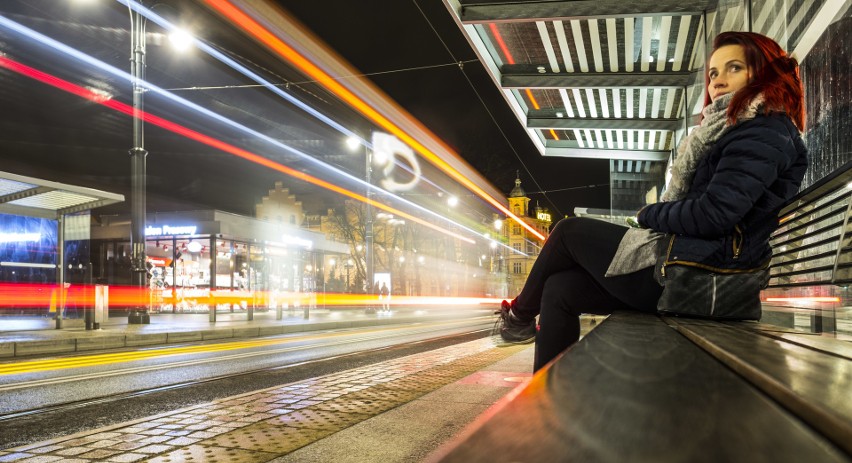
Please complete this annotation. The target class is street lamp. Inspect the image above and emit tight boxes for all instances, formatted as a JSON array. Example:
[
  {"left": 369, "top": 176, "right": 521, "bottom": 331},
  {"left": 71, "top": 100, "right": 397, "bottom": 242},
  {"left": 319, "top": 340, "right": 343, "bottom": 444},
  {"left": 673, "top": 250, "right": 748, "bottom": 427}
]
[
  {"left": 127, "top": 3, "right": 148, "bottom": 324},
  {"left": 125, "top": 2, "right": 189, "bottom": 324}
]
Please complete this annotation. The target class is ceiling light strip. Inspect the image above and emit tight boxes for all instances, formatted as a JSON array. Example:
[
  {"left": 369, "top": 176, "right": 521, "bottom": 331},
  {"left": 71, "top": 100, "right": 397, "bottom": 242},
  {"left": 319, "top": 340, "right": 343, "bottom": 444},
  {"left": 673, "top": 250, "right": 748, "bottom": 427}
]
[
  {"left": 606, "top": 18, "right": 619, "bottom": 72},
  {"left": 672, "top": 15, "right": 691, "bottom": 72},
  {"left": 572, "top": 89, "right": 586, "bottom": 118},
  {"left": 558, "top": 89, "right": 575, "bottom": 117},
  {"left": 720, "top": 3, "right": 740, "bottom": 33},
  {"left": 641, "top": 17, "right": 653, "bottom": 72},
  {"left": 651, "top": 88, "right": 662, "bottom": 118},
  {"left": 689, "top": 14, "right": 706, "bottom": 71},
  {"left": 573, "top": 129, "right": 584, "bottom": 148},
  {"left": 626, "top": 89, "right": 635, "bottom": 118},
  {"left": 536, "top": 21, "right": 561, "bottom": 72},
  {"left": 624, "top": 18, "right": 635, "bottom": 72},
  {"left": 588, "top": 19, "right": 604, "bottom": 72},
  {"left": 656, "top": 16, "right": 672, "bottom": 72},
  {"left": 752, "top": 1, "right": 774, "bottom": 35},
  {"left": 585, "top": 89, "right": 597, "bottom": 118},
  {"left": 663, "top": 89, "right": 676, "bottom": 119},
  {"left": 553, "top": 21, "right": 575, "bottom": 72},
  {"left": 570, "top": 20, "right": 589, "bottom": 72},
  {"left": 612, "top": 89, "right": 622, "bottom": 118}
]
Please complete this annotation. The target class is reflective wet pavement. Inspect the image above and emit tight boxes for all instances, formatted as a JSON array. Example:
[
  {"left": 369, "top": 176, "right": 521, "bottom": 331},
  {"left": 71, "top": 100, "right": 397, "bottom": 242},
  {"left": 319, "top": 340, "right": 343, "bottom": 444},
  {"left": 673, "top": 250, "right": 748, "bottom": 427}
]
[{"left": 0, "top": 338, "right": 533, "bottom": 462}]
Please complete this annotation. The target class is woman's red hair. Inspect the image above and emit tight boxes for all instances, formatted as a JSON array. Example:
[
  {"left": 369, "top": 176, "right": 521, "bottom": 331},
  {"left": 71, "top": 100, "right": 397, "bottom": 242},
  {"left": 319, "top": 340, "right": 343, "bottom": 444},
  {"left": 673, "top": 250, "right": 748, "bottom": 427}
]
[{"left": 705, "top": 31, "right": 805, "bottom": 131}]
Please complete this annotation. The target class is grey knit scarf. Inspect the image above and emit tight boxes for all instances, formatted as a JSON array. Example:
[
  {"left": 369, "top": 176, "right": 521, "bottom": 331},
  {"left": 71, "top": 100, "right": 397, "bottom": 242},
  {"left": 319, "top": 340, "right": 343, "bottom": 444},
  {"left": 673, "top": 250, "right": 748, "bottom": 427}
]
[{"left": 605, "top": 92, "right": 765, "bottom": 277}]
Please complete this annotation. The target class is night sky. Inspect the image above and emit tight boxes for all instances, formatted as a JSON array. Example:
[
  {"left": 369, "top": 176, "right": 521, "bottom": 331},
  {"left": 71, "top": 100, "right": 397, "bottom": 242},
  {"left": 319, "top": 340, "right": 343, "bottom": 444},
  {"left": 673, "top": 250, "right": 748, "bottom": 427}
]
[{"left": 0, "top": 0, "right": 611, "bottom": 220}]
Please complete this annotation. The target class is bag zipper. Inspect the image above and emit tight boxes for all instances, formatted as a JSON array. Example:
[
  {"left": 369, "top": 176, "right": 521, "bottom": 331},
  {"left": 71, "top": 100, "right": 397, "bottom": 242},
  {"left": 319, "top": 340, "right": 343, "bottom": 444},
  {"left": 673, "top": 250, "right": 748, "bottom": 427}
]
[
  {"left": 661, "top": 235, "right": 676, "bottom": 278},
  {"left": 733, "top": 224, "right": 744, "bottom": 259},
  {"left": 710, "top": 273, "right": 717, "bottom": 315}
]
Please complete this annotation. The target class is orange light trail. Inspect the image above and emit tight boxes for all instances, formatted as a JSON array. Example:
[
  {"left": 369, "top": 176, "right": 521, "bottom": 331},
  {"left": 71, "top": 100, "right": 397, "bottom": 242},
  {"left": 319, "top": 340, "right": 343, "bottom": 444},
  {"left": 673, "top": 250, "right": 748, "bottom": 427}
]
[
  {"left": 0, "top": 55, "right": 473, "bottom": 244},
  {"left": 205, "top": 0, "right": 546, "bottom": 241},
  {"left": 0, "top": 283, "right": 503, "bottom": 310},
  {"left": 549, "top": 129, "right": 559, "bottom": 140},
  {"left": 764, "top": 297, "right": 840, "bottom": 303}
]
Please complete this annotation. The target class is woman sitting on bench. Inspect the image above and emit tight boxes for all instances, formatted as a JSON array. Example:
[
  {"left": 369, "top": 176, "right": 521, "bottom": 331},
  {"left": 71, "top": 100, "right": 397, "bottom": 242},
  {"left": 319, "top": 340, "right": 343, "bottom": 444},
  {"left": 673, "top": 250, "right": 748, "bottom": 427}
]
[{"left": 497, "top": 31, "right": 808, "bottom": 372}]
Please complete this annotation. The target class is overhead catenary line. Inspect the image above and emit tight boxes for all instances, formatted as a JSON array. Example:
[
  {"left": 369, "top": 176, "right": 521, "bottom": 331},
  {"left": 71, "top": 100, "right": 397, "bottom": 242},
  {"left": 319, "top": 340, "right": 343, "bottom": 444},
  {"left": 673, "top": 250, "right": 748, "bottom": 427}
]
[{"left": 163, "top": 59, "right": 481, "bottom": 92}]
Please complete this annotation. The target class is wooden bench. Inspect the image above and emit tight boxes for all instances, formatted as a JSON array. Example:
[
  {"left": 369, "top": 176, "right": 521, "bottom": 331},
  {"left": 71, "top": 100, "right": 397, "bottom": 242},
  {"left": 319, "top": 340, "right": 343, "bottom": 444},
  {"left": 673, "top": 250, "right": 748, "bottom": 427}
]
[{"left": 429, "top": 310, "right": 852, "bottom": 462}]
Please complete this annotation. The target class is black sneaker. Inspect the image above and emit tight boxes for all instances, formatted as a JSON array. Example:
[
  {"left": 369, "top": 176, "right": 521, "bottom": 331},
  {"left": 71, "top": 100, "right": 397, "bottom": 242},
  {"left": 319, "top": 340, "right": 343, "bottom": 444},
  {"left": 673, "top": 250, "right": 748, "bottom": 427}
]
[{"left": 496, "top": 300, "right": 536, "bottom": 344}]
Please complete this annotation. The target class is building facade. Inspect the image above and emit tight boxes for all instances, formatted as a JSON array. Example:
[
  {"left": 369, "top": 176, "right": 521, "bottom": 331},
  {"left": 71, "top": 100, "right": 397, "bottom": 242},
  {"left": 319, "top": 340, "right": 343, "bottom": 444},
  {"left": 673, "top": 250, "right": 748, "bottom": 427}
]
[{"left": 504, "top": 175, "right": 553, "bottom": 297}]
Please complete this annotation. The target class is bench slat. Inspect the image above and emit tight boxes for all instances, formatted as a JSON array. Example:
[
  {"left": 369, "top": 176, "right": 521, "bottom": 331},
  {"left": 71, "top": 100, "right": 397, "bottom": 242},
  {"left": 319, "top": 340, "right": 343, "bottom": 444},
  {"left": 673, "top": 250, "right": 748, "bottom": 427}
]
[
  {"left": 431, "top": 311, "right": 847, "bottom": 462},
  {"left": 739, "top": 322, "right": 852, "bottom": 360},
  {"left": 666, "top": 317, "right": 852, "bottom": 456}
]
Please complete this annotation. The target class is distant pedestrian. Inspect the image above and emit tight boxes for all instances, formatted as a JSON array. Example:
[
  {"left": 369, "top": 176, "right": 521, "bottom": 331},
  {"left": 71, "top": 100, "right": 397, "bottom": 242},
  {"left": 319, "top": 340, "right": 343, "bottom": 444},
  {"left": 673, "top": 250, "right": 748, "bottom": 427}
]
[{"left": 379, "top": 282, "right": 390, "bottom": 313}]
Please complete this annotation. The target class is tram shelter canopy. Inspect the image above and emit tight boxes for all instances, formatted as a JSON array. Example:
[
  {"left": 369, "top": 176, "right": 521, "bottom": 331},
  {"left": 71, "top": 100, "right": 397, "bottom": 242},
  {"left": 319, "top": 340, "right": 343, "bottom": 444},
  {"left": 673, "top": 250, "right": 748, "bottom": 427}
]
[
  {"left": 0, "top": 170, "right": 124, "bottom": 328},
  {"left": 0, "top": 170, "right": 124, "bottom": 219}
]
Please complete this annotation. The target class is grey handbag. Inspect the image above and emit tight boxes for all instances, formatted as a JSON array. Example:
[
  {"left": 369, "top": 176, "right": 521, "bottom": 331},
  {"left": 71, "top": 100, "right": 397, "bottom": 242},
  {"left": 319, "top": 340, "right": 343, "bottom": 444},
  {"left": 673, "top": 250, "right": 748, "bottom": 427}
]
[{"left": 656, "top": 264, "right": 769, "bottom": 320}]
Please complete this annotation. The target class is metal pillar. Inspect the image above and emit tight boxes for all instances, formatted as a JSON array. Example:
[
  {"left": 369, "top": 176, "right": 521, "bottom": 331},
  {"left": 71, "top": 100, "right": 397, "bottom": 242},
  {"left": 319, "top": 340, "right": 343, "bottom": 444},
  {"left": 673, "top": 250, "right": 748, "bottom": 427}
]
[
  {"left": 55, "top": 215, "right": 65, "bottom": 329},
  {"left": 128, "top": 7, "right": 150, "bottom": 324},
  {"left": 209, "top": 235, "right": 217, "bottom": 322},
  {"left": 365, "top": 143, "right": 375, "bottom": 313}
]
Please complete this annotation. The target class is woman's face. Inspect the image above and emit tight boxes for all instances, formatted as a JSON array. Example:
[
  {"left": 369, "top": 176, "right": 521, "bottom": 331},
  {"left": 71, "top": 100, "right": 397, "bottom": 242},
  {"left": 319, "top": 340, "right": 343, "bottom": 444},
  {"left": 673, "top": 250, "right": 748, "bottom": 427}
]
[{"left": 707, "top": 44, "right": 751, "bottom": 102}]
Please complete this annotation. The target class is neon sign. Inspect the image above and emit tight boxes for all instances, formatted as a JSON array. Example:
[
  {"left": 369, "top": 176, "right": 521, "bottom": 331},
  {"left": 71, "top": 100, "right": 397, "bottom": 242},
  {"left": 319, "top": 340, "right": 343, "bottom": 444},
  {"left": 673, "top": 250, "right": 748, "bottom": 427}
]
[
  {"left": 145, "top": 225, "right": 198, "bottom": 236},
  {"left": 0, "top": 233, "right": 41, "bottom": 243},
  {"left": 282, "top": 235, "right": 313, "bottom": 249}
]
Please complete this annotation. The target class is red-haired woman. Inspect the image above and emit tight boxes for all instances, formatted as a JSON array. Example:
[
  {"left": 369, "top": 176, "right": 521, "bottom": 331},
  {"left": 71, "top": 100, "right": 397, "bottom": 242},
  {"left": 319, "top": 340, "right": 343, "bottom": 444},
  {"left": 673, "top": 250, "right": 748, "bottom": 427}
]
[{"left": 497, "top": 31, "right": 808, "bottom": 372}]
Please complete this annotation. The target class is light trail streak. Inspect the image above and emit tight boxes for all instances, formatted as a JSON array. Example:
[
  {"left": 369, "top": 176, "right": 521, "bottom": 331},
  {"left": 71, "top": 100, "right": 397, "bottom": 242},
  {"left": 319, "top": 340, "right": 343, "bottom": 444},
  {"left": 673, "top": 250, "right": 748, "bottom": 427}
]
[
  {"left": 0, "top": 282, "right": 503, "bottom": 311},
  {"left": 487, "top": 22, "right": 543, "bottom": 116},
  {"left": 0, "top": 16, "right": 530, "bottom": 251},
  {"left": 764, "top": 297, "right": 841, "bottom": 303},
  {"left": 117, "top": 0, "right": 453, "bottom": 197},
  {"left": 0, "top": 317, "right": 488, "bottom": 377},
  {"left": 0, "top": 54, "right": 474, "bottom": 244},
  {"left": 203, "top": 0, "right": 546, "bottom": 241}
]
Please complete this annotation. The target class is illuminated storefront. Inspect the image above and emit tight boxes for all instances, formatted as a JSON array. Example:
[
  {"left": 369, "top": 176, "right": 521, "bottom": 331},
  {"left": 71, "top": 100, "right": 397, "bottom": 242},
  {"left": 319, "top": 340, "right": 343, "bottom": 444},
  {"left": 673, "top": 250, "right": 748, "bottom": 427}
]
[{"left": 91, "top": 210, "right": 349, "bottom": 313}]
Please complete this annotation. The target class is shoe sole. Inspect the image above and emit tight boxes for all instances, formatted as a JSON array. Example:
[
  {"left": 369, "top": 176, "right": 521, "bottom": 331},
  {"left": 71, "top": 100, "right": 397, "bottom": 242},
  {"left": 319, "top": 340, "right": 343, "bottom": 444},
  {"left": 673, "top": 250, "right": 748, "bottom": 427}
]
[{"left": 497, "top": 335, "right": 536, "bottom": 345}]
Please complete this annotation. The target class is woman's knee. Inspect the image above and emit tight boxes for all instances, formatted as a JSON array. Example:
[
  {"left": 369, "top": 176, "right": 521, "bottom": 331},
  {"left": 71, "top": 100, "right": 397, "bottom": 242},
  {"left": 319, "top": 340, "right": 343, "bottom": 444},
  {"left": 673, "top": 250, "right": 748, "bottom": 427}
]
[{"left": 541, "top": 271, "right": 588, "bottom": 316}]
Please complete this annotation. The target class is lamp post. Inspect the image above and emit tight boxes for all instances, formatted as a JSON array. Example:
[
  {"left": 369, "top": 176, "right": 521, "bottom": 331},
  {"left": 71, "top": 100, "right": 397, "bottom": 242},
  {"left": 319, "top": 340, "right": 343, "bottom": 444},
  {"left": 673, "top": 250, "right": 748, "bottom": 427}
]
[
  {"left": 122, "top": 2, "right": 190, "bottom": 323},
  {"left": 345, "top": 258, "right": 354, "bottom": 293},
  {"left": 128, "top": 4, "right": 149, "bottom": 324}
]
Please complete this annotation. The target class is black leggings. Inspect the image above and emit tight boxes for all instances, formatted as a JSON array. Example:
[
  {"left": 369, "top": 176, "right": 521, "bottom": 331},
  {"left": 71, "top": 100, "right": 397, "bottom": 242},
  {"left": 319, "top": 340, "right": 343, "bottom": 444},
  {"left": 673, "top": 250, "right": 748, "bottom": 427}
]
[{"left": 512, "top": 218, "right": 662, "bottom": 371}]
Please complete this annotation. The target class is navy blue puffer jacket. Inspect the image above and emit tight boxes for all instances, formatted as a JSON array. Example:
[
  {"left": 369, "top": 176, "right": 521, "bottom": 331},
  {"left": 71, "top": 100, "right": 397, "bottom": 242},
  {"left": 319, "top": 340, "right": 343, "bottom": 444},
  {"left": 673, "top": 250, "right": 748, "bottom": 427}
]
[{"left": 638, "top": 113, "right": 807, "bottom": 271}]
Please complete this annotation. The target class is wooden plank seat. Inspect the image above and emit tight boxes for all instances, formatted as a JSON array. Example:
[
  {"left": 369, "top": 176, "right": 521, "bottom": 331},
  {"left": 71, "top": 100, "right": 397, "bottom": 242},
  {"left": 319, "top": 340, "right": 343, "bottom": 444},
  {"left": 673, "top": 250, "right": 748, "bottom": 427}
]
[
  {"left": 429, "top": 311, "right": 849, "bottom": 462},
  {"left": 665, "top": 317, "right": 852, "bottom": 456}
]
